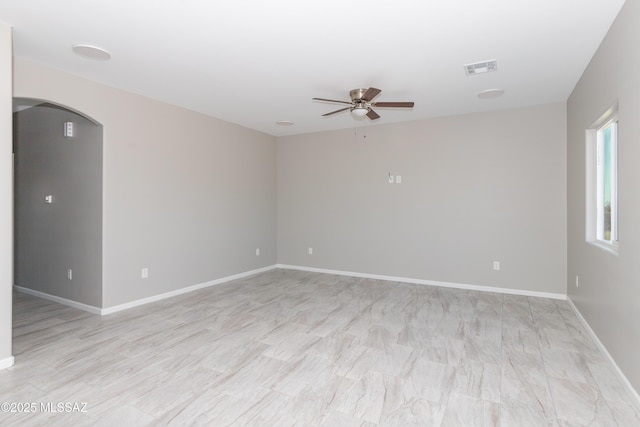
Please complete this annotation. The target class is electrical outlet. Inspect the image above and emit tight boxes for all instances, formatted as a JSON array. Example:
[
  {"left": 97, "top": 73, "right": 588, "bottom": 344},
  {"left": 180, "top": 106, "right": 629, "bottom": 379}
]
[
  {"left": 141, "top": 268, "right": 149, "bottom": 279},
  {"left": 493, "top": 261, "right": 501, "bottom": 271},
  {"left": 396, "top": 176, "right": 402, "bottom": 183},
  {"left": 256, "top": 248, "right": 260, "bottom": 256},
  {"left": 308, "top": 247, "right": 313, "bottom": 255}
]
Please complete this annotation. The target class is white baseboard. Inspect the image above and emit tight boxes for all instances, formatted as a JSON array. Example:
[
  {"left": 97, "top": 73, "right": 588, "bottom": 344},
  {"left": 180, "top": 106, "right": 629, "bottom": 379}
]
[
  {"left": 567, "top": 297, "right": 640, "bottom": 408},
  {"left": 14, "top": 265, "right": 278, "bottom": 316},
  {"left": 101, "top": 264, "right": 278, "bottom": 315},
  {"left": 0, "top": 356, "right": 15, "bottom": 370},
  {"left": 276, "top": 264, "right": 567, "bottom": 300},
  {"left": 14, "top": 286, "right": 102, "bottom": 314},
  {"left": 15, "top": 263, "right": 565, "bottom": 318}
]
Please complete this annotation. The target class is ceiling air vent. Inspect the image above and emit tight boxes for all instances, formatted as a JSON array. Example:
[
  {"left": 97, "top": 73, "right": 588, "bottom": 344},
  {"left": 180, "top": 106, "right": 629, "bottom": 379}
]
[{"left": 464, "top": 60, "right": 497, "bottom": 76}]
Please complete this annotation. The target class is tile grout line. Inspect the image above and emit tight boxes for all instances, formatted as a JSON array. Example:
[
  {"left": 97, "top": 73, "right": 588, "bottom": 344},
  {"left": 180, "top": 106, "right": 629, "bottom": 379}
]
[{"left": 529, "top": 296, "right": 562, "bottom": 425}]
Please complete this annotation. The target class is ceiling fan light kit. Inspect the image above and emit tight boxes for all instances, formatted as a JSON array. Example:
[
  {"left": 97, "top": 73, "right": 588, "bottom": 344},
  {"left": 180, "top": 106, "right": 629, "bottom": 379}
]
[
  {"left": 351, "top": 106, "right": 368, "bottom": 117},
  {"left": 313, "top": 87, "right": 414, "bottom": 121}
]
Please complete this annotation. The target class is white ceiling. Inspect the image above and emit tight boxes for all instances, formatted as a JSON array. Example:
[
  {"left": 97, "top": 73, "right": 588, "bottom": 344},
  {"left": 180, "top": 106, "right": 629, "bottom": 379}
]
[{"left": 0, "top": 0, "right": 626, "bottom": 137}]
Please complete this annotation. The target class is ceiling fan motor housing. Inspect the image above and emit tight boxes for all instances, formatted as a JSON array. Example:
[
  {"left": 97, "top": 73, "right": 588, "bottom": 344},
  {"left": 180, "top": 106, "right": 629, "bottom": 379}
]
[
  {"left": 350, "top": 88, "right": 371, "bottom": 114},
  {"left": 350, "top": 88, "right": 369, "bottom": 102}
]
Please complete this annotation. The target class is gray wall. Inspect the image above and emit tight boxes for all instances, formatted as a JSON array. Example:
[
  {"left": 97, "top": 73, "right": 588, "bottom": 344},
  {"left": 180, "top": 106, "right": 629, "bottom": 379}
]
[
  {"left": 0, "top": 23, "right": 13, "bottom": 367},
  {"left": 14, "top": 103, "right": 102, "bottom": 307},
  {"left": 14, "top": 58, "right": 278, "bottom": 308},
  {"left": 278, "top": 103, "right": 567, "bottom": 295},
  {"left": 567, "top": 0, "right": 640, "bottom": 392}
]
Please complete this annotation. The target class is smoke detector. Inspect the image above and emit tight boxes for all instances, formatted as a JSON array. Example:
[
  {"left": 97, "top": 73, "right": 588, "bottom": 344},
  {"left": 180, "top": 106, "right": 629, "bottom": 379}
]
[
  {"left": 464, "top": 60, "right": 497, "bottom": 76},
  {"left": 72, "top": 44, "right": 111, "bottom": 61},
  {"left": 477, "top": 89, "right": 505, "bottom": 99}
]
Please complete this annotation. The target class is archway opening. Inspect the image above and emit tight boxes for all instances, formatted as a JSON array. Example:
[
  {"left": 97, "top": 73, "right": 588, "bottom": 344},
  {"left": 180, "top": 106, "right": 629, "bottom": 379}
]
[{"left": 12, "top": 98, "right": 103, "bottom": 357}]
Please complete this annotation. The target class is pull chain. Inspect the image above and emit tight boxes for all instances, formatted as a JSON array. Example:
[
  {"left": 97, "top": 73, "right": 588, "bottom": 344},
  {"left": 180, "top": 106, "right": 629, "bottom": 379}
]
[{"left": 354, "top": 119, "right": 367, "bottom": 139}]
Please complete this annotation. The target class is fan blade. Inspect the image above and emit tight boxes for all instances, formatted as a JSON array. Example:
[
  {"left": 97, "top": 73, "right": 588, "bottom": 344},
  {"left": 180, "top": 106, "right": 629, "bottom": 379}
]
[
  {"left": 322, "top": 107, "right": 351, "bottom": 117},
  {"left": 366, "top": 109, "right": 380, "bottom": 120},
  {"left": 312, "top": 97, "right": 353, "bottom": 105},
  {"left": 372, "top": 102, "right": 414, "bottom": 108},
  {"left": 361, "top": 87, "right": 382, "bottom": 102}
]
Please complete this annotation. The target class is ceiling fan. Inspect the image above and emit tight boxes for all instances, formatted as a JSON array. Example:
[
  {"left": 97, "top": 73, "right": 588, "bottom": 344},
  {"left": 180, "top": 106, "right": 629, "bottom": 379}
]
[{"left": 312, "top": 87, "right": 414, "bottom": 120}]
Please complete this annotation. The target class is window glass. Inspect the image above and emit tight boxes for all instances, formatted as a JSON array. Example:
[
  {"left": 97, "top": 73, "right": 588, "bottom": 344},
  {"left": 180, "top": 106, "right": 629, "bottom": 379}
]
[{"left": 593, "top": 116, "right": 618, "bottom": 245}]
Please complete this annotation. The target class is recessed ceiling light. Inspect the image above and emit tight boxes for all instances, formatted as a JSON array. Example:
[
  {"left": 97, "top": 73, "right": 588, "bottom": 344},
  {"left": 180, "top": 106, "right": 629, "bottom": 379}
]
[
  {"left": 72, "top": 44, "right": 111, "bottom": 61},
  {"left": 464, "top": 60, "right": 497, "bottom": 76},
  {"left": 276, "top": 120, "right": 294, "bottom": 126},
  {"left": 477, "top": 89, "right": 505, "bottom": 99}
]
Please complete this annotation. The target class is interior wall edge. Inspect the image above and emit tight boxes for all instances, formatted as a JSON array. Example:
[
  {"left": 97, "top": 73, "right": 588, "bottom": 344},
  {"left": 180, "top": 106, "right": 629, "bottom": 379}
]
[
  {"left": 0, "top": 22, "right": 14, "bottom": 367},
  {"left": 15, "top": 265, "right": 280, "bottom": 316},
  {"left": 276, "top": 264, "right": 567, "bottom": 300},
  {"left": 567, "top": 297, "right": 640, "bottom": 407},
  {"left": 100, "top": 264, "right": 278, "bottom": 315},
  {"left": 13, "top": 286, "right": 102, "bottom": 315}
]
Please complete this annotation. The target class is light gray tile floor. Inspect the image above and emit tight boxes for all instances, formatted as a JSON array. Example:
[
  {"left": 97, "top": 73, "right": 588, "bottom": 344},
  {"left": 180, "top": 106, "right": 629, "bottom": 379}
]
[{"left": 1, "top": 269, "right": 639, "bottom": 426}]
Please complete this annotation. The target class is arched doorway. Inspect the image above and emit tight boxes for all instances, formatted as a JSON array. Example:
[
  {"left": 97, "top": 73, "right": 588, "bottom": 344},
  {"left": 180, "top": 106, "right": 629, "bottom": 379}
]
[{"left": 13, "top": 98, "right": 103, "bottom": 312}]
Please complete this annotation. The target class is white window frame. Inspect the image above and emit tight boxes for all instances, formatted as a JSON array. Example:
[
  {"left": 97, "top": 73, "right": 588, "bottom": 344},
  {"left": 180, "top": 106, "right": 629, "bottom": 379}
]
[{"left": 586, "top": 104, "right": 618, "bottom": 253}]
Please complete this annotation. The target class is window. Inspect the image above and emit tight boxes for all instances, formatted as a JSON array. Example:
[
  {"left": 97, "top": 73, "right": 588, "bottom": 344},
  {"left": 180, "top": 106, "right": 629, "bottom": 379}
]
[
  {"left": 596, "top": 118, "right": 618, "bottom": 242},
  {"left": 587, "top": 105, "right": 618, "bottom": 249}
]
